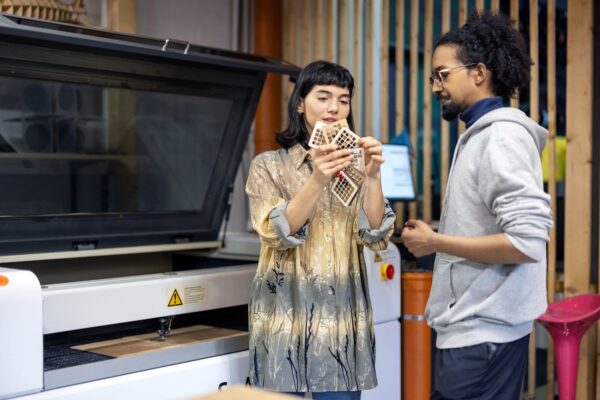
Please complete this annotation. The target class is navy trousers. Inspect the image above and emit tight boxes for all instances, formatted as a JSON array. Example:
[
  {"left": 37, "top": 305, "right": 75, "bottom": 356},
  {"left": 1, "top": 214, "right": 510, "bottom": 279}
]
[{"left": 430, "top": 334, "right": 530, "bottom": 400}]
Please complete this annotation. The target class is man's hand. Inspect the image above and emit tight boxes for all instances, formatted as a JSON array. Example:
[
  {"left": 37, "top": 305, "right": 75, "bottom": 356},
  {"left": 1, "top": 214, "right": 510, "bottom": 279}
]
[{"left": 401, "top": 219, "right": 438, "bottom": 257}]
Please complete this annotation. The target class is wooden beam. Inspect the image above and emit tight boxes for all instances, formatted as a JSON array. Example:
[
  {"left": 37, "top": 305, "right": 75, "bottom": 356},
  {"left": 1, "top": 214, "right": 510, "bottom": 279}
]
[
  {"left": 491, "top": 0, "right": 500, "bottom": 13},
  {"left": 422, "top": 0, "right": 432, "bottom": 222},
  {"left": 545, "top": 0, "right": 557, "bottom": 398},
  {"left": 458, "top": 0, "right": 468, "bottom": 135},
  {"left": 353, "top": 0, "right": 363, "bottom": 134},
  {"left": 408, "top": 0, "right": 418, "bottom": 219},
  {"left": 281, "top": 0, "right": 294, "bottom": 126},
  {"left": 365, "top": 0, "right": 373, "bottom": 136},
  {"left": 565, "top": 1, "right": 594, "bottom": 399},
  {"left": 107, "top": 0, "right": 136, "bottom": 34},
  {"left": 510, "top": 0, "right": 519, "bottom": 108},
  {"left": 394, "top": 0, "right": 405, "bottom": 231},
  {"left": 254, "top": 0, "right": 282, "bottom": 154},
  {"left": 380, "top": 0, "right": 389, "bottom": 142},
  {"left": 527, "top": 1, "right": 539, "bottom": 398},
  {"left": 440, "top": 0, "right": 450, "bottom": 211}
]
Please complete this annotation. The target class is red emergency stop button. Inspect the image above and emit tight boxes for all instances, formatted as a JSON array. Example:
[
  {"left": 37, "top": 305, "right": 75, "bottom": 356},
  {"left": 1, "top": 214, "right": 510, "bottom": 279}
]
[{"left": 380, "top": 264, "right": 395, "bottom": 280}]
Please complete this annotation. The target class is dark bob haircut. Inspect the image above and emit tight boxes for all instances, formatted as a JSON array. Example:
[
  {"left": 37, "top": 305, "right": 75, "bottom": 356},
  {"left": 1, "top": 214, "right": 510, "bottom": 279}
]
[
  {"left": 276, "top": 60, "right": 355, "bottom": 149},
  {"left": 436, "top": 11, "right": 532, "bottom": 101}
]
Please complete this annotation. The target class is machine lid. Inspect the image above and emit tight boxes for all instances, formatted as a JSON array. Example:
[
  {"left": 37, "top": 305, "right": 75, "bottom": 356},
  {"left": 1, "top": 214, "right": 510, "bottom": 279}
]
[
  {"left": 0, "top": 14, "right": 299, "bottom": 76},
  {"left": 0, "top": 14, "right": 300, "bottom": 258}
]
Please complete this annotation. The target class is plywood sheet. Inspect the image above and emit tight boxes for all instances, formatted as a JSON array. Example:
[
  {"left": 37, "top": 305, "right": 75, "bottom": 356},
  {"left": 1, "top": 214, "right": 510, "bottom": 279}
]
[{"left": 73, "top": 325, "right": 245, "bottom": 358}]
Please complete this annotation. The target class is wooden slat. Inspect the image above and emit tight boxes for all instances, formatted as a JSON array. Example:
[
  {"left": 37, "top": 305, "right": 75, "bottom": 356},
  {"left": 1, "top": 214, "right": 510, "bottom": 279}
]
[
  {"left": 281, "top": 0, "right": 294, "bottom": 126},
  {"left": 491, "top": 0, "right": 500, "bottom": 13},
  {"left": 527, "top": 2, "right": 539, "bottom": 398},
  {"left": 457, "top": 0, "right": 468, "bottom": 135},
  {"left": 365, "top": 0, "right": 373, "bottom": 136},
  {"left": 408, "top": 0, "right": 418, "bottom": 219},
  {"left": 422, "top": 0, "right": 433, "bottom": 222},
  {"left": 510, "top": 0, "right": 519, "bottom": 108},
  {"left": 545, "top": 1, "right": 557, "bottom": 398},
  {"left": 339, "top": 0, "right": 350, "bottom": 67},
  {"left": 107, "top": 0, "right": 136, "bottom": 33},
  {"left": 315, "top": 0, "right": 324, "bottom": 60},
  {"left": 459, "top": 0, "right": 467, "bottom": 26},
  {"left": 300, "top": 0, "right": 311, "bottom": 67},
  {"left": 565, "top": 0, "right": 594, "bottom": 398},
  {"left": 329, "top": 0, "right": 338, "bottom": 62},
  {"left": 380, "top": 0, "right": 389, "bottom": 142},
  {"left": 395, "top": 0, "right": 405, "bottom": 230},
  {"left": 353, "top": 0, "right": 363, "bottom": 134},
  {"left": 440, "top": 0, "right": 450, "bottom": 210},
  {"left": 476, "top": 0, "right": 485, "bottom": 12},
  {"left": 395, "top": 0, "right": 405, "bottom": 135}
]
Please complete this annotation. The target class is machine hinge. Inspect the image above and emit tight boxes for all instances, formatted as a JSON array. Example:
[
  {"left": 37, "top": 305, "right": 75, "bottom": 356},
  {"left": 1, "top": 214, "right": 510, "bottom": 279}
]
[
  {"left": 173, "top": 235, "right": 192, "bottom": 244},
  {"left": 73, "top": 241, "right": 98, "bottom": 251}
]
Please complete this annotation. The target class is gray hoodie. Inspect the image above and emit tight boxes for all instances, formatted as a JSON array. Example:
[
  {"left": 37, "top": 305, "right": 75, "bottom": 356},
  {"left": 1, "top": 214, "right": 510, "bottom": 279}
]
[{"left": 425, "top": 107, "right": 553, "bottom": 349}]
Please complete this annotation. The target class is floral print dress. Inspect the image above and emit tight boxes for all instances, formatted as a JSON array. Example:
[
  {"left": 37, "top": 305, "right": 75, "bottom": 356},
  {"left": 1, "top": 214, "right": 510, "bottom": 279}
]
[{"left": 245, "top": 143, "right": 395, "bottom": 393}]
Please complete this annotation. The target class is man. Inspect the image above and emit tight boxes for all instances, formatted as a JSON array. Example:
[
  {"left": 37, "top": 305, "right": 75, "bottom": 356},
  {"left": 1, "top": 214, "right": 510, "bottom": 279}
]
[{"left": 401, "top": 12, "right": 553, "bottom": 400}]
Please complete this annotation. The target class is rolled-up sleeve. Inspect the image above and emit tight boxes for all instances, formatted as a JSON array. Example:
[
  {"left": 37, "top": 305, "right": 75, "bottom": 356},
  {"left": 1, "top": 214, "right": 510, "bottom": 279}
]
[
  {"left": 269, "top": 202, "right": 308, "bottom": 248},
  {"left": 354, "top": 199, "right": 396, "bottom": 251},
  {"left": 246, "top": 155, "right": 306, "bottom": 251}
]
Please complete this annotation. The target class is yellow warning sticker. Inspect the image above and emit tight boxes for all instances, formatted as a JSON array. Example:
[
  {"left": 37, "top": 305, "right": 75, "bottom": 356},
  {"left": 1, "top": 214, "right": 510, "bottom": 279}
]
[
  {"left": 168, "top": 289, "right": 183, "bottom": 307},
  {"left": 373, "top": 252, "right": 383, "bottom": 262}
]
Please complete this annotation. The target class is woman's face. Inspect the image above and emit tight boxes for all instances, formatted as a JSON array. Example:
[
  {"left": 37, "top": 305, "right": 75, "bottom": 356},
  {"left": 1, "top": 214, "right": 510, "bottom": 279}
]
[{"left": 297, "top": 84, "right": 351, "bottom": 133}]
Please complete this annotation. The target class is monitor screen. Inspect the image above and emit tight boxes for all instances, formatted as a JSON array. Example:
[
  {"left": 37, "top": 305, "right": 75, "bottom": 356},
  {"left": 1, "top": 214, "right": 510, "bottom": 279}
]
[{"left": 380, "top": 144, "right": 415, "bottom": 201}]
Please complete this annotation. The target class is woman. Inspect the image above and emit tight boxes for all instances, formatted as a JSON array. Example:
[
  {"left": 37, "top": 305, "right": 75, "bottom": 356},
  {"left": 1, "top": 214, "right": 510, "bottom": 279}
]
[{"left": 246, "top": 60, "right": 395, "bottom": 400}]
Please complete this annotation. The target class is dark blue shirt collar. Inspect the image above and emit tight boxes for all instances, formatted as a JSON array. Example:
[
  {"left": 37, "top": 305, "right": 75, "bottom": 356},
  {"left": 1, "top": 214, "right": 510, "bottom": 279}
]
[{"left": 459, "top": 96, "right": 503, "bottom": 129}]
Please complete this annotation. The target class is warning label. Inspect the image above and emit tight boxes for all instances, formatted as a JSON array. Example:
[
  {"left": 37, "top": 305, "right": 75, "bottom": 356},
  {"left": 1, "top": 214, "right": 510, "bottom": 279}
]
[
  {"left": 184, "top": 285, "right": 208, "bottom": 305},
  {"left": 167, "top": 289, "right": 183, "bottom": 307}
]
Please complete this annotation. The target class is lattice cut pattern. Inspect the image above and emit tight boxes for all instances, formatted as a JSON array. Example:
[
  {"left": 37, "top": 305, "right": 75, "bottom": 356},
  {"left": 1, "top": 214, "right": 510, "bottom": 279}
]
[
  {"left": 332, "top": 171, "right": 360, "bottom": 207},
  {"left": 332, "top": 127, "right": 360, "bottom": 150},
  {"left": 322, "top": 119, "right": 349, "bottom": 141},
  {"left": 343, "top": 165, "right": 365, "bottom": 187},
  {"left": 308, "top": 121, "right": 330, "bottom": 148}
]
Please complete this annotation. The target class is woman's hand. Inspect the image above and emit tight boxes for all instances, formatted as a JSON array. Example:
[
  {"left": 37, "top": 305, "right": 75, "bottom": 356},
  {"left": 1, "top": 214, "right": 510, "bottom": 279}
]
[
  {"left": 358, "top": 137, "right": 384, "bottom": 178},
  {"left": 311, "top": 144, "right": 353, "bottom": 185}
]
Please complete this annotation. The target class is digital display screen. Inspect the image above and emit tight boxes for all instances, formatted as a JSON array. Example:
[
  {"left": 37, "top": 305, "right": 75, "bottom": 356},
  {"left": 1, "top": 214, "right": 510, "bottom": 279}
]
[{"left": 380, "top": 144, "right": 415, "bottom": 201}]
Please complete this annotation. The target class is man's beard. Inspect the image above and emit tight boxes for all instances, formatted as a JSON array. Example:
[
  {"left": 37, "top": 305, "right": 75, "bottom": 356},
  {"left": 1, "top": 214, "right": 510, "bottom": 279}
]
[{"left": 440, "top": 100, "right": 462, "bottom": 121}]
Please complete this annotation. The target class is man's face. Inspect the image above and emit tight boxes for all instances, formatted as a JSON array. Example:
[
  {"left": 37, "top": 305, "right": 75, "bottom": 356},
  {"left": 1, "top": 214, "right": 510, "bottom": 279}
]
[{"left": 431, "top": 45, "right": 477, "bottom": 121}]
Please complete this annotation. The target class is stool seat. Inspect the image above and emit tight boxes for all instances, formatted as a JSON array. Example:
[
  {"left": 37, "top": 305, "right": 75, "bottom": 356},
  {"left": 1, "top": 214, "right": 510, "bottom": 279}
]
[
  {"left": 538, "top": 294, "right": 600, "bottom": 400},
  {"left": 538, "top": 294, "right": 600, "bottom": 324}
]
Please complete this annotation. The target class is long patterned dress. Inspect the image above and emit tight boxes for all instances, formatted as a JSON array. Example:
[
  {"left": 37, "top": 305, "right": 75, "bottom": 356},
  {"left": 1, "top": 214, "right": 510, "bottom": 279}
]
[{"left": 245, "top": 143, "right": 395, "bottom": 393}]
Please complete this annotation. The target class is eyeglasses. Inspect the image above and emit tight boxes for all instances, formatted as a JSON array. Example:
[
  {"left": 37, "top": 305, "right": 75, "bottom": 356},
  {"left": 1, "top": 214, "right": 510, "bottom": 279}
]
[{"left": 429, "top": 63, "right": 477, "bottom": 87}]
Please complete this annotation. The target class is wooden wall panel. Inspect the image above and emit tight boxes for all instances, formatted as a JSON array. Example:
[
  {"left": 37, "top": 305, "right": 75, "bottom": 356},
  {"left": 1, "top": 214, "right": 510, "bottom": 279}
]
[
  {"left": 267, "top": 0, "right": 597, "bottom": 395},
  {"left": 565, "top": 0, "right": 594, "bottom": 398}
]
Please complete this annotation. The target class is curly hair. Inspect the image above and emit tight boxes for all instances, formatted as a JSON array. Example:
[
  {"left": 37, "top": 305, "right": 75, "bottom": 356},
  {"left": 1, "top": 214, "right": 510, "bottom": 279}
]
[
  {"left": 276, "top": 60, "right": 355, "bottom": 149},
  {"left": 436, "top": 11, "right": 532, "bottom": 100}
]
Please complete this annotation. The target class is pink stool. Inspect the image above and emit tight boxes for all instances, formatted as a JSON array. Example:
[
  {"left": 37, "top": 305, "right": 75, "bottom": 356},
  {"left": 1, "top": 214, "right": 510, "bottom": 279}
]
[{"left": 538, "top": 294, "right": 600, "bottom": 400}]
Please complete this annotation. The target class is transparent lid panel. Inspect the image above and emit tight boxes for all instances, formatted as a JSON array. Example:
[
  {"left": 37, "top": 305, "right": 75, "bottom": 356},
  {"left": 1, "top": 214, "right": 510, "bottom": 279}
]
[{"left": 0, "top": 76, "right": 232, "bottom": 216}]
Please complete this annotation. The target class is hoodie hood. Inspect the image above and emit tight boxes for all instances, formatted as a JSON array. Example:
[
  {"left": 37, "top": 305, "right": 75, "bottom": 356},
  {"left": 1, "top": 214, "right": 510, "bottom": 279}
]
[{"left": 461, "top": 107, "right": 548, "bottom": 152}]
